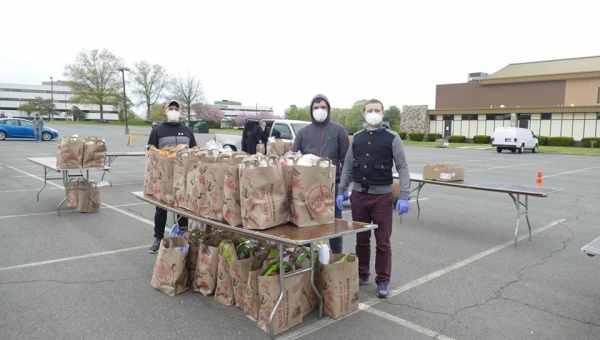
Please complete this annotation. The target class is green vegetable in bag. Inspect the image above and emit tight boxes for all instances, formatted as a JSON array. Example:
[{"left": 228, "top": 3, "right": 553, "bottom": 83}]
[{"left": 334, "top": 254, "right": 348, "bottom": 264}]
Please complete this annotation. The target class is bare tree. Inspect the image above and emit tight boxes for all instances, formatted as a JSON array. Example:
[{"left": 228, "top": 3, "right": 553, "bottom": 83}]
[
  {"left": 170, "top": 73, "right": 204, "bottom": 122},
  {"left": 63, "top": 49, "right": 123, "bottom": 121},
  {"left": 130, "top": 61, "right": 169, "bottom": 122}
]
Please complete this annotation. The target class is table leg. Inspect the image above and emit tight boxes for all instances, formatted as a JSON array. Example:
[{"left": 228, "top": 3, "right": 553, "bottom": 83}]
[
  {"left": 508, "top": 193, "right": 532, "bottom": 247},
  {"left": 101, "top": 156, "right": 115, "bottom": 186},
  {"left": 58, "top": 170, "right": 69, "bottom": 216},
  {"left": 407, "top": 182, "right": 425, "bottom": 220},
  {"left": 37, "top": 167, "right": 50, "bottom": 202},
  {"left": 310, "top": 242, "right": 323, "bottom": 319},
  {"left": 269, "top": 243, "right": 285, "bottom": 339}
]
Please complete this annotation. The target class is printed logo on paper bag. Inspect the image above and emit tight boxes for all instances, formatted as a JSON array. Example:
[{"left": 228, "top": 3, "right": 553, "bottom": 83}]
[
  {"left": 307, "top": 185, "right": 331, "bottom": 214},
  {"left": 155, "top": 259, "right": 172, "bottom": 284}
]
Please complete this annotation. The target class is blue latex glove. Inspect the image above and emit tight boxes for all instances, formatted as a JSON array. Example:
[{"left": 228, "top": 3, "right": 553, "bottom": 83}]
[
  {"left": 343, "top": 189, "right": 350, "bottom": 201},
  {"left": 396, "top": 199, "right": 409, "bottom": 215},
  {"left": 336, "top": 194, "right": 345, "bottom": 210}
]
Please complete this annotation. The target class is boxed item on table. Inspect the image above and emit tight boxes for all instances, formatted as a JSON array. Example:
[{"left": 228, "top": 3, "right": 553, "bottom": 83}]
[{"left": 422, "top": 164, "right": 465, "bottom": 182}]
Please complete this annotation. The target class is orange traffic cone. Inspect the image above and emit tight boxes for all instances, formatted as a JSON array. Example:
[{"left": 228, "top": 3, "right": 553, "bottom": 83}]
[{"left": 536, "top": 169, "right": 543, "bottom": 187}]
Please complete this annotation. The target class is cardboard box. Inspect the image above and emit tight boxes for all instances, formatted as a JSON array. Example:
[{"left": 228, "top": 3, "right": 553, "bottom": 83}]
[{"left": 423, "top": 164, "right": 465, "bottom": 182}]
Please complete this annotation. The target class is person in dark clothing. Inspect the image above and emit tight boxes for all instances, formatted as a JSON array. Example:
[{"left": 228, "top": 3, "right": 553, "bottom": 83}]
[
  {"left": 336, "top": 99, "right": 410, "bottom": 299},
  {"left": 247, "top": 120, "right": 267, "bottom": 154},
  {"left": 147, "top": 99, "right": 197, "bottom": 254},
  {"left": 293, "top": 94, "right": 350, "bottom": 253}
]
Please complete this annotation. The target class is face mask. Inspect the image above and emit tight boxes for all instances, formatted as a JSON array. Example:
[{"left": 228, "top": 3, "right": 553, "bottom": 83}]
[
  {"left": 365, "top": 112, "right": 383, "bottom": 126},
  {"left": 312, "top": 108, "right": 328, "bottom": 122},
  {"left": 166, "top": 110, "right": 181, "bottom": 122}
]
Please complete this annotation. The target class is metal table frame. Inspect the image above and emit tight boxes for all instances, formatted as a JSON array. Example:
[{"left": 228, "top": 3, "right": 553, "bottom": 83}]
[
  {"left": 100, "top": 151, "right": 145, "bottom": 186},
  {"left": 133, "top": 191, "right": 376, "bottom": 338},
  {"left": 28, "top": 157, "right": 109, "bottom": 216},
  {"left": 395, "top": 173, "right": 562, "bottom": 247}
]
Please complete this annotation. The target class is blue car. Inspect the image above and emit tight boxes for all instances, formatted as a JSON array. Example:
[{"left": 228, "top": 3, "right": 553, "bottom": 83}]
[{"left": 0, "top": 118, "right": 59, "bottom": 141}]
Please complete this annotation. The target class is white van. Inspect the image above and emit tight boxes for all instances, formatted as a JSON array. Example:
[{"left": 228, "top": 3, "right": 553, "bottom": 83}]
[{"left": 492, "top": 127, "right": 539, "bottom": 153}]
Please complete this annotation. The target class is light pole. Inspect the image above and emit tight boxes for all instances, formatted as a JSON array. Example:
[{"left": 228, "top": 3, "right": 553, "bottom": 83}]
[
  {"left": 255, "top": 103, "right": 258, "bottom": 118},
  {"left": 116, "top": 66, "right": 130, "bottom": 134},
  {"left": 50, "top": 76, "right": 54, "bottom": 121}
]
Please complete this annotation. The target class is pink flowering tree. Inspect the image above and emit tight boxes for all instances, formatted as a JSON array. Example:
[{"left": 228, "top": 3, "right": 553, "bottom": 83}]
[{"left": 193, "top": 103, "right": 224, "bottom": 122}]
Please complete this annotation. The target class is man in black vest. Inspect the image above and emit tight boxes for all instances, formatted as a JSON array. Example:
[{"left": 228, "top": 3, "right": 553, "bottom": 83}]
[{"left": 336, "top": 99, "right": 410, "bottom": 298}]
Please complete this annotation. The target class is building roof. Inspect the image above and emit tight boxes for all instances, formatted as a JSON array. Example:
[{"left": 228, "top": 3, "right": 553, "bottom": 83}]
[{"left": 480, "top": 56, "right": 600, "bottom": 85}]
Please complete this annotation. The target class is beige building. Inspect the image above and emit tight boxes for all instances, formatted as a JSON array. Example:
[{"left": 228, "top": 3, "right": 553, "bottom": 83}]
[{"left": 402, "top": 56, "right": 600, "bottom": 141}]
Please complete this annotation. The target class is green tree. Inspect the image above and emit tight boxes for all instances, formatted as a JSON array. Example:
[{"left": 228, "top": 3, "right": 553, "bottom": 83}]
[
  {"left": 344, "top": 99, "right": 368, "bottom": 132},
  {"left": 28, "top": 96, "right": 55, "bottom": 117},
  {"left": 384, "top": 105, "right": 401, "bottom": 129},
  {"left": 70, "top": 106, "right": 86, "bottom": 121},
  {"left": 170, "top": 73, "right": 204, "bottom": 122},
  {"left": 149, "top": 102, "right": 166, "bottom": 122},
  {"left": 284, "top": 105, "right": 310, "bottom": 121},
  {"left": 63, "top": 49, "right": 123, "bottom": 121},
  {"left": 18, "top": 102, "right": 38, "bottom": 118},
  {"left": 112, "top": 94, "right": 137, "bottom": 121},
  {"left": 131, "top": 61, "right": 169, "bottom": 122},
  {"left": 330, "top": 108, "right": 348, "bottom": 125}
]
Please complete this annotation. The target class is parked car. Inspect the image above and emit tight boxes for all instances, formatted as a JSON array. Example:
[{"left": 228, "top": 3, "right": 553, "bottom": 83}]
[
  {"left": 0, "top": 118, "right": 59, "bottom": 141},
  {"left": 214, "top": 118, "right": 310, "bottom": 151},
  {"left": 491, "top": 127, "right": 539, "bottom": 153},
  {"left": 151, "top": 120, "right": 163, "bottom": 128}
]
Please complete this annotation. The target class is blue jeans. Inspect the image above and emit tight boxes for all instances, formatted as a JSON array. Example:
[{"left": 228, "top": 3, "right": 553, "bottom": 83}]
[{"left": 34, "top": 128, "right": 42, "bottom": 142}]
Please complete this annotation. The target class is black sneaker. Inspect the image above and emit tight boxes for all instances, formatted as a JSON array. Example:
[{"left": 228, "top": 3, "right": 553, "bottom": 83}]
[
  {"left": 149, "top": 238, "right": 161, "bottom": 254},
  {"left": 359, "top": 276, "right": 370, "bottom": 285},
  {"left": 377, "top": 284, "right": 389, "bottom": 299}
]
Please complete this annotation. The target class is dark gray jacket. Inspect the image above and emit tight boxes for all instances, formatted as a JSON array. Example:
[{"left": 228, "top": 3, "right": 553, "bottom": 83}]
[{"left": 293, "top": 94, "right": 350, "bottom": 181}]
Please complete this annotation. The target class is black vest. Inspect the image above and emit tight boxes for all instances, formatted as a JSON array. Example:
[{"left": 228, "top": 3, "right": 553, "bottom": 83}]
[{"left": 351, "top": 129, "right": 394, "bottom": 192}]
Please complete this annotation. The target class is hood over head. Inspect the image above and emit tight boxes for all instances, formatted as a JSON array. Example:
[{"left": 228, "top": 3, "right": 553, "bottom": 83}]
[{"left": 309, "top": 94, "right": 331, "bottom": 125}]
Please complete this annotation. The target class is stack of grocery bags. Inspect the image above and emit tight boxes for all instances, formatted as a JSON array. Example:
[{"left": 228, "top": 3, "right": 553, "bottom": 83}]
[
  {"left": 151, "top": 225, "right": 359, "bottom": 335},
  {"left": 57, "top": 135, "right": 107, "bottom": 213},
  {"left": 142, "top": 142, "right": 336, "bottom": 228},
  {"left": 145, "top": 141, "right": 358, "bottom": 334}
]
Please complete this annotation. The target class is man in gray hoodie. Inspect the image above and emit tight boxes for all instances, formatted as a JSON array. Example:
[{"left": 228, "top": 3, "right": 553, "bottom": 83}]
[{"left": 293, "top": 94, "right": 350, "bottom": 253}]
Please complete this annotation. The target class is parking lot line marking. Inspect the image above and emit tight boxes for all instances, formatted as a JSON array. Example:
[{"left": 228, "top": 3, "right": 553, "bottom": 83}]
[
  {"left": 0, "top": 245, "right": 150, "bottom": 273},
  {"left": 100, "top": 202, "right": 155, "bottom": 225},
  {"left": 0, "top": 187, "right": 63, "bottom": 193},
  {"left": 468, "top": 162, "right": 552, "bottom": 172},
  {"left": 540, "top": 166, "right": 600, "bottom": 178},
  {"left": 279, "top": 218, "right": 565, "bottom": 340},
  {"left": 0, "top": 203, "right": 148, "bottom": 219},
  {"left": 361, "top": 306, "right": 457, "bottom": 340}
]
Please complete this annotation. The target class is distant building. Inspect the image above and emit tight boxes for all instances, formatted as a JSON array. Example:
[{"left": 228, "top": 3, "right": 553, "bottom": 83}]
[
  {"left": 402, "top": 56, "right": 600, "bottom": 141},
  {"left": 0, "top": 81, "right": 118, "bottom": 120},
  {"left": 214, "top": 100, "right": 273, "bottom": 121}
]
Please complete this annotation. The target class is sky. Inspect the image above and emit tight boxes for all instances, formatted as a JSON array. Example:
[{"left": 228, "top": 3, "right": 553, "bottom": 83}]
[{"left": 1, "top": 0, "right": 597, "bottom": 118}]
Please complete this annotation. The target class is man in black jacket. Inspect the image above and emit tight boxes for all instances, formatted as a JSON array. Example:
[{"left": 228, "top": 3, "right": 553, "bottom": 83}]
[
  {"left": 247, "top": 120, "right": 267, "bottom": 154},
  {"left": 147, "top": 100, "right": 197, "bottom": 253}
]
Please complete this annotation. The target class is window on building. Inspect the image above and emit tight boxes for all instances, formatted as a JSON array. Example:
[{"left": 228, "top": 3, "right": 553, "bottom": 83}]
[
  {"left": 518, "top": 114, "right": 531, "bottom": 120},
  {"left": 486, "top": 114, "right": 495, "bottom": 120},
  {"left": 597, "top": 88, "right": 600, "bottom": 103},
  {"left": 442, "top": 115, "right": 454, "bottom": 120},
  {"left": 461, "top": 114, "right": 477, "bottom": 120},
  {"left": 429, "top": 115, "right": 436, "bottom": 121},
  {"left": 541, "top": 113, "right": 551, "bottom": 120}
]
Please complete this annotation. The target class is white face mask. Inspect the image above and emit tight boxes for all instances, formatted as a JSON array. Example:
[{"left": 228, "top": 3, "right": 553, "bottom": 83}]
[
  {"left": 312, "top": 108, "right": 328, "bottom": 122},
  {"left": 365, "top": 112, "right": 383, "bottom": 126},
  {"left": 166, "top": 110, "right": 181, "bottom": 122}
]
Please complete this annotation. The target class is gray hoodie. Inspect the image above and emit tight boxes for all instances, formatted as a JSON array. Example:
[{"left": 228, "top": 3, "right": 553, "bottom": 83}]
[{"left": 293, "top": 94, "right": 350, "bottom": 181}]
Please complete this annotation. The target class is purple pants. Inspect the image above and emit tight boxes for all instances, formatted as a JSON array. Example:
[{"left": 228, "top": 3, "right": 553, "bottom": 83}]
[{"left": 350, "top": 191, "right": 394, "bottom": 285}]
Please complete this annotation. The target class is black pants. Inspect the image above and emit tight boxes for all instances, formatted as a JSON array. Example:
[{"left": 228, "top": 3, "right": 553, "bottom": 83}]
[
  {"left": 154, "top": 207, "right": 188, "bottom": 239},
  {"left": 329, "top": 205, "right": 343, "bottom": 253}
]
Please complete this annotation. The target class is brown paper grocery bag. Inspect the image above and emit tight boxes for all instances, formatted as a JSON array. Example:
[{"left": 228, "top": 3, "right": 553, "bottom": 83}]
[
  {"left": 185, "top": 230, "right": 203, "bottom": 285},
  {"left": 239, "top": 156, "right": 288, "bottom": 230},
  {"left": 316, "top": 253, "right": 359, "bottom": 319},
  {"left": 291, "top": 159, "right": 336, "bottom": 227},
  {"left": 257, "top": 273, "right": 303, "bottom": 335},
  {"left": 77, "top": 181, "right": 102, "bottom": 213},
  {"left": 82, "top": 136, "right": 107, "bottom": 168},
  {"left": 206, "top": 154, "right": 230, "bottom": 222},
  {"left": 184, "top": 150, "right": 204, "bottom": 212},
  {"left": 295, "top": 258, "right": 319, "bottom": 317},
  {"left": 153, "top": 146, "right": 177, "bottom": 204},
  {"left": 173, "top": 148, "right": 193, "bottom": 208},
  {"left": 256, "top": 142, "right": 265, "bottom": 155},
  {"left": 192, "top": 235, "right": 222, "bottom": 296},
  {"left": 244, "top": 252, "right": 274, "bottom": 322},
  {"left": 281, "top": 156, "right": 298, "bottom": 222},
  {"left": 150, "top": 236, "right": 189, "bottom": 297},
  {"left": 56, "top": 136, "right": 84, "bottom": 168},
  {"left": 214, "top": 239, "right": 236, "bottom": 306},
  {"left": 230, "top": 253, "right": 254, "bottom": 310},
  {"left": 192, "top": 153, "right": 214, "bottom": 217},
  {"left": 143, "top": 145, "right": 159, "bottom": 195},
  {"left": 223, "top": 154, "right": 247, "bottom": 227},
  {"left": 65, "top": 178, "right": 82, "bottom": 208}
]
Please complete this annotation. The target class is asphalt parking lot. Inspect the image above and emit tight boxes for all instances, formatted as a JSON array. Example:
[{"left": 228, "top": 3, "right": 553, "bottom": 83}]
[{"left": 1, "top": 123, "right": 599, "bottom": 340}]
